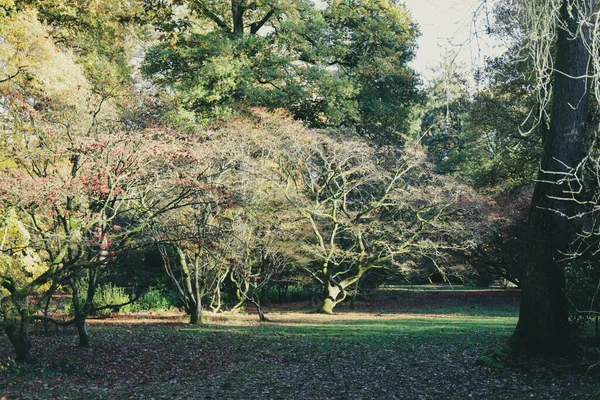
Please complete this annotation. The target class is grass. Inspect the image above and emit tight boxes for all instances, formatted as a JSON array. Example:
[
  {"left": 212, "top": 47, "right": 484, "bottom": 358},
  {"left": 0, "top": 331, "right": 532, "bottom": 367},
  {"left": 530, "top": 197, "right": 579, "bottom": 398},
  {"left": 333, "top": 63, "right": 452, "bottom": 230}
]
[{"left": 0, "top": 292, "right": 598, "bottom": 399}]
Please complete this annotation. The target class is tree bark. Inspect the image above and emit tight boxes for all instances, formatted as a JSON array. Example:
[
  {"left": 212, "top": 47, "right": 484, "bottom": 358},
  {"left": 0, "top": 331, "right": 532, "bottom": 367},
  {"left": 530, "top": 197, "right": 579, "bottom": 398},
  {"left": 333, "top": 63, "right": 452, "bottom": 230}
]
[
  {"left": 189, "top": 301, "right": 202, "bottom": 325},
  {"left": 510, "top": 0, "right": 593, "bottom": 355},
  {"left": 5, "top": 320, "right": 32, "bottom": 363},
  {"left": 70, "top": 278, "right": 94, "bottom": 348},
  {"left": 232, "top": 0, "right": 245, "bottom": 36},
  {"left": 317, "top": 283, "right": 342, "bottom": 314},
  {"left": 75, "top": 318, "right": 91, "bottom": 348},
  {"left": 253, "top": 301, "right": 268, "bottom": 322},
  {"left": 349, "top": 280, "right": 359, "bottom": 309}
]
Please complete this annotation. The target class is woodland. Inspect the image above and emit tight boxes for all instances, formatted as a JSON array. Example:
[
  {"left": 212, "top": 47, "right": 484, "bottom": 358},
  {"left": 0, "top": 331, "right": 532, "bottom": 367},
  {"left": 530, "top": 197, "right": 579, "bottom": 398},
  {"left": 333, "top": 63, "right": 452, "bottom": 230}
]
[{"left": 1, "top": 0, "right": 600, "bottom": 398}]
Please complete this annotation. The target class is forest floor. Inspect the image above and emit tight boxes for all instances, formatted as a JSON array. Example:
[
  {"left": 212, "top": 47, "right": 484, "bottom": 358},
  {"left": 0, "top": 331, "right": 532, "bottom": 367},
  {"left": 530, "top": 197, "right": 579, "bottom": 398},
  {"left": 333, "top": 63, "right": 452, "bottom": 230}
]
[{"left": 1, "top": 289, "right": 599, "bottom": 399}]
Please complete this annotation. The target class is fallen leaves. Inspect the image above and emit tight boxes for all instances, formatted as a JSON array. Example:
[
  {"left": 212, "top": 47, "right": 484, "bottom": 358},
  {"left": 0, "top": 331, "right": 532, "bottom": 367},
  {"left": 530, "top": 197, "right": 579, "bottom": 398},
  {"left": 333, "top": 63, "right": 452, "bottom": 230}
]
[{"left": 0, "top": 292, "right": 597, "bottom": 399}]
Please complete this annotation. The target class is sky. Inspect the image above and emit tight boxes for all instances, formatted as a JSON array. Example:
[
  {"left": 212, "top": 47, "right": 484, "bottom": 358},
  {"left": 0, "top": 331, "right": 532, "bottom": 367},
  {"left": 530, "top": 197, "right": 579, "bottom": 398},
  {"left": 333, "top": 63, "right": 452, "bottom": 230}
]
[{"left": 403, "top": 0, "right": 504, "bottom": 83}]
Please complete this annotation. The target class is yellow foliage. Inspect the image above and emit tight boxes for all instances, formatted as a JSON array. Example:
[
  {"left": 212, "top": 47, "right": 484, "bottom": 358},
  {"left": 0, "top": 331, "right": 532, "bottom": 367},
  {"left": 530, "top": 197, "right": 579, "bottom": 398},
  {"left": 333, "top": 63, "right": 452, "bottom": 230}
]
[
  {"left": 0, "top": 0, "right": 14, "bottom": 9},
  {"left": 0, "top": 209, "right": 30, "bottom": 251},
  {"left": 0, "top": 10, "right": 93, "bottom": 125},
  {"left": 0, "top": 210, "right": 49, "bottom": 292}
]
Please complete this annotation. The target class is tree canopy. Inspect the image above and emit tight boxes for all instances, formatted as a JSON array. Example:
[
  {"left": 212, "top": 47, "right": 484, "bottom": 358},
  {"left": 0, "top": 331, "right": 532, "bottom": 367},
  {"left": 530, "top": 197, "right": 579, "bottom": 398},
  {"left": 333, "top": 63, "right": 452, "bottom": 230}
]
[{"left": 141, "top": 0, "right": 421, "bottom": 142}]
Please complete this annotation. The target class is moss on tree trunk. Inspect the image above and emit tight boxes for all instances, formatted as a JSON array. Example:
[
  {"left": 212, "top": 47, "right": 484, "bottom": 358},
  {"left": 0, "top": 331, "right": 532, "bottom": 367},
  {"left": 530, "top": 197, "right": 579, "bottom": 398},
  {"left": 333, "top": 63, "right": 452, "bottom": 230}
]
[
  {"left": 317, "top": 297, "right": 336, "bottom": 314},
  {"left": 317, "top": 284, "right": 342, "bottom": 314}
]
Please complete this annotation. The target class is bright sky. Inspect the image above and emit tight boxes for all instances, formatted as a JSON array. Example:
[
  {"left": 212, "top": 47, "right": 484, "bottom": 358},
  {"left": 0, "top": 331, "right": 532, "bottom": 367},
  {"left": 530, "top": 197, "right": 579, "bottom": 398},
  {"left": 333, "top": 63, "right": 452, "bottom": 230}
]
[{"left": 403, "top": 0, "right": 504, "bottom": 84}]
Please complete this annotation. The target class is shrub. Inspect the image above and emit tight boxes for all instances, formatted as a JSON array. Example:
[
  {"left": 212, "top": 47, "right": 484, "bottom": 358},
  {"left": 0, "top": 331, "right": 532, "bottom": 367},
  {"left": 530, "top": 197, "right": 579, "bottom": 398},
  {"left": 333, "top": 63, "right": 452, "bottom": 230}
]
[
  {"left": 67, "top": 284, "right": 132, "bottom": 316},
  {"left": 93, "top": 284, "right": 132, "bottom": 315},
  {"left": 265, "top": 284, "right": 315, "bottom": 304},
  {"left": 130, "top": 287, "right": 175, "bottom": 312},
  {"left": 565, "top": 261, "right": 600, "bottom": 339}
]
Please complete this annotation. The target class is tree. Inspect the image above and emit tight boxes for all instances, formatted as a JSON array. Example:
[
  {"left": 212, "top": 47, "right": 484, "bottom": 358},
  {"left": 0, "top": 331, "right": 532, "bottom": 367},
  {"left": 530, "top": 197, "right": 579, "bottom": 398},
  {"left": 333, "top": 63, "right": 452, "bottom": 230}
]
[
  {"left": 509, "top": 0, "right": 597, "bottom": 355},
  {"left": 276, "top": 132, "right": 482, "bottom": 313},
  {"left": 152, "top": 201, "right": 232, "bottom": 325},
  {"left": 317, "top": 0, "right": 421, "bottom": 140},
  {"left": 469, "top": 189, "right": 530, "bottom": 287},
  {"left": 0, "top": 9, "right": 96, "bottom": 360},
  {"left": 228, "top": 218, "right": 287, "bottom": 321},
  {"left": 147, "top": 109, "right": 300, "bottom": 323},
  {"left": 175, "top": 0, "right": 282, "bottom": 36},
  {"left": 419, "top": 45, "right": 542, "bottom": 193},
  {"left": 419, "top": 55, "right": 473, "bottom": 174},
  {"left": 141, "top": 0, "right": 420, "bottom": 141},
  {"left": 466, "top": 44, "right": 543, "bottom": 192},
  {"left": 0, "top": 210, "right": 48, "bottom": 362},
  {"left": 16, "top": 0, "right": 143, "bottom": 94},
  {"left": 0, "top": 11, "right": 212, "bottom": 356},
  {"left": 0, "top": 121, "right": 210, "bottom": 352}
]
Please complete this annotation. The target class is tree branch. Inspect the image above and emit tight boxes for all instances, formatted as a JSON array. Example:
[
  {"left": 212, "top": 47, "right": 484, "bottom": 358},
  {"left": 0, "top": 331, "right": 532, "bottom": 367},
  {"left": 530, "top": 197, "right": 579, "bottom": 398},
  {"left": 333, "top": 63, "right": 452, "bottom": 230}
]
[{"left": 250, "top": 8, "right": 276, "bottom": 34}]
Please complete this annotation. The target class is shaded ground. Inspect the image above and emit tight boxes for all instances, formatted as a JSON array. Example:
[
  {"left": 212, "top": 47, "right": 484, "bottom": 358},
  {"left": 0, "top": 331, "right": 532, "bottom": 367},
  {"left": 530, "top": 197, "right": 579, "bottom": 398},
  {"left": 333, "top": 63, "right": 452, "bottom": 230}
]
[
  {"left": 326, "top": 287, "right": 522, "bottom": 313},
  {"left": 1, "top": 290, "right": 598, "bottom": 399}
]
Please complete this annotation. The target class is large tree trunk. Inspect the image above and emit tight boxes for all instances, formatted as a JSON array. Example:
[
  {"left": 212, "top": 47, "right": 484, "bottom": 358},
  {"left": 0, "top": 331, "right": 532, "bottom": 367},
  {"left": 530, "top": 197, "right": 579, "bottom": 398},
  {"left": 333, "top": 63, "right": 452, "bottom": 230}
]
[
  {"left": 5, "top": 320, "right": 32, "bottom": 363},
  {"left": 317, "top": 283, "right": 342, "bottom": 314},
  {"left": 510, "top": 0, "right": 593, "bottom": 356}
]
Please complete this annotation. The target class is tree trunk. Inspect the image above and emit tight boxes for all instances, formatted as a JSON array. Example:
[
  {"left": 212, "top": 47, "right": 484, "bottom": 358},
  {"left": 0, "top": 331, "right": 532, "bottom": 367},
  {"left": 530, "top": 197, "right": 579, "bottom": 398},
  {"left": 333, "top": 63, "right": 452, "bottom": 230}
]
[
  {"left": 189, "top": 300, "right": 202, "bottom": 325},
  {"left": 254, "top": 301, "right": 267, "bottom": 322},
  {"left": 43, "top": 293, "right": 53, "bottom": 333},
  {"left": 317, "top": 284, "right": 342, "bottom": 314},
  {"left": 510, "top": 0, "right": 593, "bottom": 356},
  {"left": 210, "top": 288, "right": 222, "bottom": 312},
  {"left": 231, "top": 0, "right": 245, "bottom": 35},
  {"left": 70, "top": 278, "right": 94, "bottom": 348},
  {"left": 190, "top": 257, "right": 203, "bottom": 325},
  {"left": 75, "top": 318, "right": 91, "bottom": 348},
  {"left": 4, "top": 322, "right": 32, "bottom": 363},
  {"left": 278, "top": 284, "right": 288, "bottom": 304},
  {"left": 278, "top": 285, "right": 283, "bottom": 304}
]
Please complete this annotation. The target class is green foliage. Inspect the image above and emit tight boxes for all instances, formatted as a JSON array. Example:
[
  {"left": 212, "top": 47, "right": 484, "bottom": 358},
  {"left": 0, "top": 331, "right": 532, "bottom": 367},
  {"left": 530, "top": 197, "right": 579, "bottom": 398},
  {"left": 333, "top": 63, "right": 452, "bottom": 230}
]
[
  {"left": 130, "top": 287, "right": 176, "bottom": 312},
  {"left": 320, "top": 0, "right": 421, "bottom": 139},
  {"left": 93, "top": 284, "right": 132, "bottom": 315},
  {"left": 142, "top": 31, "right": 259, "bottom": 120},
  {"left": 419, "top": 60, "right": 473, "bottom": 175},
  {"left": 565, "top": 261, "right": 600, "bottom": 335},
  {"left": 68, "top": 284, "right": 131, "bottom": 316},
  {"left": 82, "top": 284, "right": 181, "bottom": 315},
  {"left": 264, "top": 284, "right": 315, "bottom": 304},
  {"left": 465, "top": 54, "right": 542, "bottom": 191},
  {"left": 0, "top": 210, "right": 48, "bottom": 294},
  {"left": 0, "top": 0, "right": 18, "bottom": 17},
  {"left": 0, "top": 9, "right": 92, "bottom": 113},
  {"left": 476, "top": 345, "right": 512, "bottom": 368},
  {"left": 142, "top": 0, "right": 420, "bottom": 141},
  {"left": 22, "top": 0, "right": 142, "bottom": 92},
  {"left": 418, "top": 50, "right": 541, "bottom": 193}
]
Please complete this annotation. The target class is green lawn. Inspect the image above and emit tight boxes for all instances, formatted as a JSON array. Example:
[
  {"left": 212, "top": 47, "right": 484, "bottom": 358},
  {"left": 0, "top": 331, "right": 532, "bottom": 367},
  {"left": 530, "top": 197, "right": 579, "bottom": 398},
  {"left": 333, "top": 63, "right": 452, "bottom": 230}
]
[{"left": 0, "top": 293, "right": 598, "bottom": 399}]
